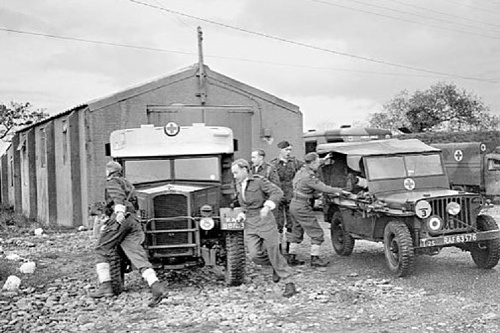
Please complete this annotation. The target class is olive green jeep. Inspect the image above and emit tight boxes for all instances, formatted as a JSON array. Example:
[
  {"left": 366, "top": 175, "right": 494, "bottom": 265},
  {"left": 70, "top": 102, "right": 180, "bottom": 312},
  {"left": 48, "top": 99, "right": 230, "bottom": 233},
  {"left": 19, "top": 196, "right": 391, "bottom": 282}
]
[{"left": 318, "top": 139, "right": 500, "bottom": 277}]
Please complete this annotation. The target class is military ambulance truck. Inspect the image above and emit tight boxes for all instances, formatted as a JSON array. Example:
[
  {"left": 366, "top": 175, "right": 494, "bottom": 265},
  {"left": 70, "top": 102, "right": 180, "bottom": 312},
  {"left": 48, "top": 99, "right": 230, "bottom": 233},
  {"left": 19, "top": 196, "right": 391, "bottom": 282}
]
[
  {"left": 108, "top": 122, "right": 245, "bottom": 288},
  {"left": 432, "top": 142, "right": 500, "bottom": 201}
]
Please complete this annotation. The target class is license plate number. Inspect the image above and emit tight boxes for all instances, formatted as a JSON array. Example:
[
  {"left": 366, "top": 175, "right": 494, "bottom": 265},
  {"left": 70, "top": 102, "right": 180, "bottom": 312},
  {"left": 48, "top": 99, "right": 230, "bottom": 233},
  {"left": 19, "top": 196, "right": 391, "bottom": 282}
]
[
  {"left": 221, "top": 220, "right": 244, "bottom": 230},
  {"left": 443, "top": 233, "right": 477, "bottom": 244}
]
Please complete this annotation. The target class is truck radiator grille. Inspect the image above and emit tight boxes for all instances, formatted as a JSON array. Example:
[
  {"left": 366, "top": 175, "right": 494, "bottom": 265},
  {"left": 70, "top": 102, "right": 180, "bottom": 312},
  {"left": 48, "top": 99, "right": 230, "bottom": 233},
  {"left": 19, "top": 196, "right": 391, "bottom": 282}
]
[
  {"left": 428, "top": 197, "right": 472, "bottom": 232},
  {"left": 146, "top": 194, "right": 195, "bottom": 256},
  {"left": 153, "top": 194, "right": 188, "bottom": 217}
]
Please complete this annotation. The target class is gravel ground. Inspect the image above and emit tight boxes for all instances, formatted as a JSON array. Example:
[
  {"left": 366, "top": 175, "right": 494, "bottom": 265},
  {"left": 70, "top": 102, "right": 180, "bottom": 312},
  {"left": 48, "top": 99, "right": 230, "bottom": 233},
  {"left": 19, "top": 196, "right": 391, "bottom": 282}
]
[{"left": 2, "top": 208, "right": 500, "bottom": 333}]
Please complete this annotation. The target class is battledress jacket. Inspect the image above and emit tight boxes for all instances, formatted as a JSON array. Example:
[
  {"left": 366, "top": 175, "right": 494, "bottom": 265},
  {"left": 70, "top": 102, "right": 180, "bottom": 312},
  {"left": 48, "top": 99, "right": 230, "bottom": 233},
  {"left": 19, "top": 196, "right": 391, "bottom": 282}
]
[
  {"left": 293, "top": 166, "right": 343, "bottom": 200},
  {"left": 269, "top": 156, "right": 303, "bottom": 201},
  {"left": 251, "top": 162, "right": 281, "bottom": 186},
  {"left": 105, "top": 171, "right": 137, "bottom": 214},
  {"left": 235, "top": 175, "right": 284, "bottom": 232}
]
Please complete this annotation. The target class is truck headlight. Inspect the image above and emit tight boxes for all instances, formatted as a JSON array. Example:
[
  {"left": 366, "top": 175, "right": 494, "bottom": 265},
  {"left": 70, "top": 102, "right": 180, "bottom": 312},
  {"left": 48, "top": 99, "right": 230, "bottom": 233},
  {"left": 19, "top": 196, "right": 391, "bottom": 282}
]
[
  {"left": 446, "top": 202, "right": 461, "bottom": 216},
  {"left": 200, "top": 204, "right": 213, "bottom": 217},
  {"left": 200, "top": 217, "right": 215, "bottom": 230},
  {"left": 427, "top": 216, "right": 443, "bottom": 233}
]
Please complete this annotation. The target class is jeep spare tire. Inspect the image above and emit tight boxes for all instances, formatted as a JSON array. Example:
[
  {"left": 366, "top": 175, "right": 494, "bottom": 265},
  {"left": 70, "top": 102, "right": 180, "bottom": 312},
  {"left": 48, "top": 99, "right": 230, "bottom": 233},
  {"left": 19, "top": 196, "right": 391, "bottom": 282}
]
[
  {"left": 383, "top": 221, "right": 415, "bottom": 277},
  {"left": 470, "top": 214, "right": 500, "bottom": 269},
  {"left": 224, "top": 230, "right": 246, "bottom": 286},
  {"left": 330, "top": 211, "right": 355, "bottom": 256}
]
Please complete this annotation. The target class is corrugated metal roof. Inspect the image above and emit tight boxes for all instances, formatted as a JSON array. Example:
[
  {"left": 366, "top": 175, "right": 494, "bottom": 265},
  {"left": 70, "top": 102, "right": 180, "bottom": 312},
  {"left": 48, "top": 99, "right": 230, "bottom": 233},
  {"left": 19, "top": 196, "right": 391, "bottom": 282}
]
[
  {"left": 15, "top": 104, "right": 88, "bottom": 134},
  {"left": 317, "top": 139, "right": 440, "bottom": 156}
]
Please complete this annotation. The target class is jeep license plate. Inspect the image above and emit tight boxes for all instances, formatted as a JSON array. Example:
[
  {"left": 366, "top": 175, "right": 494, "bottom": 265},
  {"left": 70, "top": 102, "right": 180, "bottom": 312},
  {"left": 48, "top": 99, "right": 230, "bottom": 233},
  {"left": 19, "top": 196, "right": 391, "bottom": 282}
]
[{"left": 419, "top": 230, "right": 499, "bottom": 248}]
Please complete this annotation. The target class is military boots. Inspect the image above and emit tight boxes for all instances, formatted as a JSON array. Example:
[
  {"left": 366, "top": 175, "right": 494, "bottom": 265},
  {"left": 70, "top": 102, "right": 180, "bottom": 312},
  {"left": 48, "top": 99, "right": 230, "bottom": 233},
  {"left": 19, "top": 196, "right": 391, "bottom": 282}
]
[
  {"left": 148, "top": 281, "right": 167, "bottom": 308},
  {"left": 90, "top": 281, "right": 113, "bottom": 298},
  {"left": 287, "top": 254, "right": 305, "bottom": 266},
  {"left": 272, "top": 269, "right": 280, "bottom": 283},
  {"left": 311, "top": 255, "right": 330, "bottom": 267}
]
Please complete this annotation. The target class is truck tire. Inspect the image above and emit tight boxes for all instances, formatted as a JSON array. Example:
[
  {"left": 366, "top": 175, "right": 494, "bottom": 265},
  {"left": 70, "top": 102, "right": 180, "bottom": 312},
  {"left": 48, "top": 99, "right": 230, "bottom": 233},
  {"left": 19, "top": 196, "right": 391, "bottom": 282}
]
[
  {"left": 383, "top": 221, "right": 414, "bottom": 277},
  {"left": 330, "top": 211, "right": 355, "bottom": 256},
  {"left": 109, "top": 247, "right": 127, "bottom": 296},
  {"left": 470, "top": 214, "right": 500, "bottom": 269},
  {"left": 224, "top": 231, "right": 246, "bottom": 286}
]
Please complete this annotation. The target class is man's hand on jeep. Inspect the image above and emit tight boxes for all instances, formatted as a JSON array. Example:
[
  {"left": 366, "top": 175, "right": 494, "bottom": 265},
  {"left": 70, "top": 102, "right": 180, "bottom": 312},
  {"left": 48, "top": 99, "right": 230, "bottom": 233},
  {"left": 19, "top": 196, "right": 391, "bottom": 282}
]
[{"left": 341, "top": 190, "right": 357, "bottom": 199}]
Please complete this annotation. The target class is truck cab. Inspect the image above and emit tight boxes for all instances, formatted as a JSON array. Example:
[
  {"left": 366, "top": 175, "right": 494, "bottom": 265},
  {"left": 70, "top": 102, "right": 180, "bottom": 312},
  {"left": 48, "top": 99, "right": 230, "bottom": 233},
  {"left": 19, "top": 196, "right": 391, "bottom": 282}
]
[{"left": 109, "top": 122, "right": 245, "bottom": 285}]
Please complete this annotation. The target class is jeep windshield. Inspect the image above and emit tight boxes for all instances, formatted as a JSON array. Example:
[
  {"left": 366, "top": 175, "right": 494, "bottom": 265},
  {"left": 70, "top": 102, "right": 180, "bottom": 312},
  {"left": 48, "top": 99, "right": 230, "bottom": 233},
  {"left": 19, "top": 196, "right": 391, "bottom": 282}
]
[
  {"left": 365, "top": 153, "right": 443, "bottom": 180},
  {"left": 123, "top": 156, "right": 221, "bottom": 184}
]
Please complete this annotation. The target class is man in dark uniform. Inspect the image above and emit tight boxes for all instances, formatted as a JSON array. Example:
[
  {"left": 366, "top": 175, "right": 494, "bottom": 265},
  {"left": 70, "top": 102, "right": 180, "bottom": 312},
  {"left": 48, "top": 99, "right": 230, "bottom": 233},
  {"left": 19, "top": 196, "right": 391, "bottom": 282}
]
[
  {"left": 90, "top": 161, "right": 167, "bottom": 307},
  {"left": 232, "top": 159, "right": 297, "bottom": 297},
  {"left": 270, "top": 141, "right": 303, "bottom": 255},
  {"left": 251, "top": 149, "right": 280, "bottom": 185},
  {"left": 287, "top": 152, "right": 346, "bottom": 267}
]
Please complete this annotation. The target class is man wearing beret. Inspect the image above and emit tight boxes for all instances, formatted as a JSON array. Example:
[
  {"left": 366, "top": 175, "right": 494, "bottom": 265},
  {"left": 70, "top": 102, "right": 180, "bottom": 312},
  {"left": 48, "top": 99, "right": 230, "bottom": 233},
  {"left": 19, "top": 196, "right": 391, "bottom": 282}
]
[
  {"left": 90, "top": 161, "right": 167, "bottom": 307},
  {"left": 287, "top": 152, "right": 345, "bottom": 267},
  {"left": 269, "top": 141, "right": 303, "bottom": 258}
]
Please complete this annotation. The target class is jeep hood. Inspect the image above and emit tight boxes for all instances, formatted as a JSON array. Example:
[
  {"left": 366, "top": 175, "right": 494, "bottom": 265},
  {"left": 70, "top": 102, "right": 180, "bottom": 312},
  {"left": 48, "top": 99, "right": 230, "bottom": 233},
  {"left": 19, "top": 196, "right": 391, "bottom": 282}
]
[{"left": 376, "top": 188, "right": 476, "bottom": 205}]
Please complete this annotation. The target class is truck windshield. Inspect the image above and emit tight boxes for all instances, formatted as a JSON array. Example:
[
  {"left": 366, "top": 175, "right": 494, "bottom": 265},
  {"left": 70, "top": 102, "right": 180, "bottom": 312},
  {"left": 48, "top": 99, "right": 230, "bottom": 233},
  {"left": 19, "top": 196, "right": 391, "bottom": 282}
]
[
  {"left": 124, "top": 156, "right": 220, "bottom": 184},
  {"left": 365, "top": 154, "right": 443, "bottom": 180}
]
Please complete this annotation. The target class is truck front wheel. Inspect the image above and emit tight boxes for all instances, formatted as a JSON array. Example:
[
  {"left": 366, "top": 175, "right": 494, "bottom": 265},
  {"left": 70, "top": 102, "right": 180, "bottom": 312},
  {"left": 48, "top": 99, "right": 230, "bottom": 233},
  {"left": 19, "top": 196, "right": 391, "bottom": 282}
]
[
  {"left": 224, "top": 231, "right": 246, "bottom": 286},
  {"left": 383, "top": 221, "right": 414, "bottom": 277},
  {"left": 330, "top": 211, "right": 355, "bottom": 256},
  {"left": 109, "top": 246, "right": 129, "bottom": 295},
  {"left": 470, "top": 214, "right": 500, "bottom": 269}
]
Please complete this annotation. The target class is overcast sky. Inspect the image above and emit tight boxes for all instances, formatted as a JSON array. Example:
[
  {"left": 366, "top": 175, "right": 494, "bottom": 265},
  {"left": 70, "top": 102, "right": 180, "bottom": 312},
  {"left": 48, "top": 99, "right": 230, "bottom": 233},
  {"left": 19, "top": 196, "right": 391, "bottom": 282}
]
[{"left": 1, "top": 0, "right": 499, "bottom": 131}]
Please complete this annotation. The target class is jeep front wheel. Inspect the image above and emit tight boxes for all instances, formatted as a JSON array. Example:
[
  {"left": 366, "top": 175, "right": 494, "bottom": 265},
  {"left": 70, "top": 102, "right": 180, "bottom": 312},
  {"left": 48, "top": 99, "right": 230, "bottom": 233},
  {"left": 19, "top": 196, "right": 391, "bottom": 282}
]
[
  {"left": 224, "top": 231, "right": 246, "bottom": 286},
  {"left": 330, "top": 211, "right": 355, "bottom": 256},
  {"left": 470, "top": 214, "right": 500, "bottom": 269},
  {"left": 383, "top": 221, "right": 414, "bottom": 277}
]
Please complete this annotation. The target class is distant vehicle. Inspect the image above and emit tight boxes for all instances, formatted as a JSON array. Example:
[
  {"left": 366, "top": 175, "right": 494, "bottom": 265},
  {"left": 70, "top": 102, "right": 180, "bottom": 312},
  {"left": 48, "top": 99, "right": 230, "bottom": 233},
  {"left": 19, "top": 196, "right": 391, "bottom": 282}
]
[
  {"left": 317, "top": 139, "right": 500, "bottom": 277},
  {"left": 431, "top": 142, "right": 500, "bottom": 201},
  {"left": 304, "top": 126, "right": 392, "bottom": 153}
]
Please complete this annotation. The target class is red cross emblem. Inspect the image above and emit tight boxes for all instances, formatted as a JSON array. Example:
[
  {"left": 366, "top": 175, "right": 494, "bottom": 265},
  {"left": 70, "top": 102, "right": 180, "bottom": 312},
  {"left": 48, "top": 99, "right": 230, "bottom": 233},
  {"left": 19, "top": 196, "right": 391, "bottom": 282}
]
[
  {"left": 164, "top": 122, "right": 180, "bottom": 136},
  {"left": 454, "top": 149, "right": 463, "bottom": 162},
  {"left": 404, "top": 178, "right": 415, "bottom": 191}
]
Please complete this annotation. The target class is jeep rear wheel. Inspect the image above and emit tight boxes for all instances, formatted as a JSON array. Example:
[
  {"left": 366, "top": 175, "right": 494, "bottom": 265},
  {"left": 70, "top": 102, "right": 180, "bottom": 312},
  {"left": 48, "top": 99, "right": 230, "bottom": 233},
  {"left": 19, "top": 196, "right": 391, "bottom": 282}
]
[
  {"left": 383, "top": 221, "right": 414, "bottom": 277},
  {"left": 330, "top": 211, "right": 355, "bottom": 256},
  {"left": 225, "top": 231, "right": 246, "bottom": 286},
  {"left": 470, "top": 214, "right": 500, "bottom": 269}
]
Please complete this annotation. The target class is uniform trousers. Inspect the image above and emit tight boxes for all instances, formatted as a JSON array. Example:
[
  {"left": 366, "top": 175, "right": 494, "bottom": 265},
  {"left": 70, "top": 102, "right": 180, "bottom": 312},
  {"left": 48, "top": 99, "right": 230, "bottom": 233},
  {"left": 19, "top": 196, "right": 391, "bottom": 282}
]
[
  {"left": 274, "top": 201, "right": 293, "bottom": 233},
  {"left": 245, "top": 215, "right": 292, "bottom": 281},
  {"left": 287, "top": 198, "right": 325, "bottom": 245},
  {"left": 95, "top": 214, "right": 152, "bottom": 273}
]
